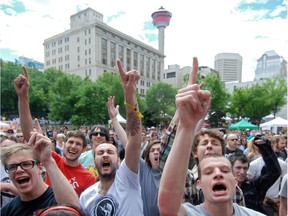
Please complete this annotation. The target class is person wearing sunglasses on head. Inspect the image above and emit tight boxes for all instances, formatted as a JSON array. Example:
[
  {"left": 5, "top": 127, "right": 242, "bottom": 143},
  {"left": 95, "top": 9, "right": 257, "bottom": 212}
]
[{"left": 78, "top": 125, "right": 110, "bottom": 177}]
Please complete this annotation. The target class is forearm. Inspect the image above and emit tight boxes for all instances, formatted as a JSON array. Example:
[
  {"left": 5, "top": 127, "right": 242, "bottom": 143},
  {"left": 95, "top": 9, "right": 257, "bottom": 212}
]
[
  {"left": 44, "top": 159, "right": 79, "bottom": 207},
  {"left": 125, "top": 105, "right": 142, "bottom": 173},
  {"left": 158, "top": 123, "right": 196, "bottom": 216},
  {"left": 258, "top": 144, "right": 281, "bottom": 177},
  {"left": 19, "top": 96, "right": 33, "bottom": 142},
  {"left": 112, "top": 118, "right": 127, "bottom": 149},
  {"left": 279, "top": 197, "right": 287, "bottom": 216}
]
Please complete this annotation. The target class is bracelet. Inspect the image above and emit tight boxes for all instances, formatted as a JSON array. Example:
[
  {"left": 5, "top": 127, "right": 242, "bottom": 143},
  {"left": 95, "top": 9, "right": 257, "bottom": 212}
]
[{"left": 124, "top": 101, "right": 144, "bottom": 118}]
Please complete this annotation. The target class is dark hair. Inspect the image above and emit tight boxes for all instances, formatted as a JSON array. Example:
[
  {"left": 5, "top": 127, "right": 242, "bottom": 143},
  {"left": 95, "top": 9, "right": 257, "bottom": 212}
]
[
  {"left": 144, "top": 140, "right": 161, "bottom": 168},
  {"left": 65, "top": 130, "right": 87, "bottom": 149},
  {"left": 33, "top": 203, "right": 84, "bottom": 216},
  {"left": 228, "top": 152, "right": 249, "bottom": 167},
  {"left": 89, "top": 125, "right": 109, "bottom": 142},
  {"left": 192, "top": 129, "right": 225, "bottom": 156}
]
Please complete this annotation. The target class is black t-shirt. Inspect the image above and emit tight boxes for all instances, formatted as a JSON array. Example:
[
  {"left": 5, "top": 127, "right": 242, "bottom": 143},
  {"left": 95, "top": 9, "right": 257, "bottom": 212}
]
[
  {"left": 225, "top": 147, "right": 243, "bottom": 158},
  {"left": 0, "top": 187, "right": 57, "bottom": 216}
]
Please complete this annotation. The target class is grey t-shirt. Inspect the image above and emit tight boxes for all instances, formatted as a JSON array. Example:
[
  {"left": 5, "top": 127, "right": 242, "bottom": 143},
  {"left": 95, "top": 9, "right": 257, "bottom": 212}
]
[
  {"left": 139, "top": 159, "right": 161, "bottom": 216},
  {"left": 184, "top": 203, "right": 265, "bottom": 216}
]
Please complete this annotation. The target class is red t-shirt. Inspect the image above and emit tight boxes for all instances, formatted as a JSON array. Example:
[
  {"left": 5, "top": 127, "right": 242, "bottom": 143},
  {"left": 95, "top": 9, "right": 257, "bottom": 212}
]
[{"left": 45, "top": 151, "right": 96, "bottom": 196}]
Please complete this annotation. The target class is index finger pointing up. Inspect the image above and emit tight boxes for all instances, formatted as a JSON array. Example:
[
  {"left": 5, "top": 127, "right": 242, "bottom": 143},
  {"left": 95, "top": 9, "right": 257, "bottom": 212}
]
[
  {"left": 116, "top": 59, "right": 126, "bottom": 81},
  {"left": 22, "top": 65, "right": 28, "bottom": 78},
  {"left": 188, "top": 57, "right": 198, "bottom": 85}
]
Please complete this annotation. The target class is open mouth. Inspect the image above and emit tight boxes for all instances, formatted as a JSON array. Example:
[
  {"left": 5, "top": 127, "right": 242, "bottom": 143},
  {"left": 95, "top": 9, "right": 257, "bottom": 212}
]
[
  {"left": 101, "top": 160, "right": 111, "bottom": 170},
  {"left": 155, "top": 157, "right": 159, "bottom": 162},
  {"left": 212, "top": 183, "right": 227, "bottom": 192},
  {"left": 17, "top": 176, "right": 30, "bottom": 184}
]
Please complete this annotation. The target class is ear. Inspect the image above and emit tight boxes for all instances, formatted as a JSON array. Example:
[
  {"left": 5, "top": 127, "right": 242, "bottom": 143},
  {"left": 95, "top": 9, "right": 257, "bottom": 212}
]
[
  {"left": 234, "top": 177, "right": 238, "bottom": 186},
  {"left": 196, "top": 179, "right": 202, "bottom": 189},
  {"left": 193, "top": 150, "right": 198, "bottom": 159},
  {"left": 38, "top": 163, "right": 44, "bottom": 175}
]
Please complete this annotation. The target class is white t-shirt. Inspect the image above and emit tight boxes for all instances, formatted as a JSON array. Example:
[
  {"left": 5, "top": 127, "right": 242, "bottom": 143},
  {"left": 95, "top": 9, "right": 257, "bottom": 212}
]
[
  {"left": 247, "top": 156, "right": 287, "bottom": 198},
  {"left": 184, "top": 203, "right": 265, "bottom": 216},
  {"left": 79, "top": 159, "right": 143, "bottom": 216}
]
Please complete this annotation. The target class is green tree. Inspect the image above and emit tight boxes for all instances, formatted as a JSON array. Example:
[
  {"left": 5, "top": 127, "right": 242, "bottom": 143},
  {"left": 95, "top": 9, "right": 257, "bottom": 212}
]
[
  {"left": 229, "top": 77, "right": 287, "bottom": 124},
  {"left": 1, "top": 62, "right": 22, "bottom": 116},
  {"left": 202, "top": 73, "right": 230, "bottom": 127},
  {"left": 144, "top": 82, "right": 177, "bottom": 126},
  {"left": 262, "top": 76, "right": 287, "bottom": 118}
]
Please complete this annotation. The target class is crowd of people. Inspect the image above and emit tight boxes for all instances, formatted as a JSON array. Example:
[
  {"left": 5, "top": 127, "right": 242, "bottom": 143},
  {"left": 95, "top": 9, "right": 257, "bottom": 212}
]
[{"left": 0, "top": 58, "right": 287, "bottom": 216}]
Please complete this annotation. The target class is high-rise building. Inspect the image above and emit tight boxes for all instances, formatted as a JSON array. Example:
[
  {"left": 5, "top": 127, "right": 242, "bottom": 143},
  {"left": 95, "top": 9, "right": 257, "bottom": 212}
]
[
  {"left": 254, "top": 50, "right": 287, "bottom": 81},
  {"left": 43, "top": 7, "right": 170, "bottom": 96},
  {"left": 214, "top": 53, "right": 242, "bottom": 82}
]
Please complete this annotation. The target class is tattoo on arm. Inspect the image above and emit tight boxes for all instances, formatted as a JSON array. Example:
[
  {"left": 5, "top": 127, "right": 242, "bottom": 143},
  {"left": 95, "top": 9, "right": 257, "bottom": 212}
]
[{"left": 126, "top": 111, "right": 140, "bottom": 136}]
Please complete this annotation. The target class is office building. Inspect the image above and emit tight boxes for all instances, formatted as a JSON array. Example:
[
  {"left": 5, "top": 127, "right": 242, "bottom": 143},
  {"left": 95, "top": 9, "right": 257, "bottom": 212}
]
[
  {"left": 43, "top": 7, "right": 171, "bottom": 96},
  {"left": 163, "top": 65, "right": 219, "bottom": 89},
  {"left": 254, "top": 50, "right": 287, "bottom": 81},
  {"left": 214, "top": 53, "right": 242, "bottom": 82}
]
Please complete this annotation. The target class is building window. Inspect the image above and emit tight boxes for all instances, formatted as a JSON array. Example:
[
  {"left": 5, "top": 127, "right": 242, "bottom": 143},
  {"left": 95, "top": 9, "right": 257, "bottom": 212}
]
[
  {"left": 146, "top": 57, "right": 150, "bottom": 78},
  {"left": 152, "top": 59, "right": 156, "bottom": 79},
  {"left": 140, "top": 54, "right": 144, "bottom": 76},
  {"left": 167, "top": 72, "right": 176, "bottom": 78},
  {"left": 101, "top": 38, "right": 108, "bottom": 65},
  {"left": 110, "top": 42, "right": 116, "bottom": 67},
  {"left": 133, "top": 51, "right": 138, "bottom": 69},
  {"left": 118, "top": 45, "right": 124, "bottom": 63},
  {"left": 126, "top": 48, "right": 131, "bottom": 71}
]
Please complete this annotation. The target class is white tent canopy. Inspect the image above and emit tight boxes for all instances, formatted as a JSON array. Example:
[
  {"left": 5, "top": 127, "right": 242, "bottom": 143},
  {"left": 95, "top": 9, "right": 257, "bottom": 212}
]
[
  {"left": 108, "top": 113, "right": 126, "bottom": 125},
  {"left": 260, "top": 117, "right": 288, "bottom": 133}
]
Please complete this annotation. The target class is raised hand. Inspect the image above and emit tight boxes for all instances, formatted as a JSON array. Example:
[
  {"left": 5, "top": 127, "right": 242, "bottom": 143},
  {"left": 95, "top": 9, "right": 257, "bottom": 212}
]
[
  {"left": 176, "top": 58, "right": 211, "bottom": 127},
  {"left": 28, "top": 132, "right": 53, "bottom": 164},
  {"left": 116, "top": 59, "right": 140, "bottom": 104},
  {"left": 14, "top": 66, "right": 29, "bottom": 97},
  {"left": 107, "top": 96, "right": 119, "bottom": 120}
]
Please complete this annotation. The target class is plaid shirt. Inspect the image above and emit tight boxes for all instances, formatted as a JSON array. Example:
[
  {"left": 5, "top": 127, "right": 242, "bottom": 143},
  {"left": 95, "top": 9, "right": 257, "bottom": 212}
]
[{"left": 160, "top": 123, "right": 246, "bottom": 206}]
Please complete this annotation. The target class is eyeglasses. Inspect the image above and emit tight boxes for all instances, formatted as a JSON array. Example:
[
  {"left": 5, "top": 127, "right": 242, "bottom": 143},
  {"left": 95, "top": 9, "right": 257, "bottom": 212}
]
[
  {"left": 229, "top": 138, "right": 238, "bottom": 141},
  {"left": 5, "top": 160, "right": 39, "bottom": 174},
  {"left": 91, "top": 131, "right": 107, "bottom": 137}
]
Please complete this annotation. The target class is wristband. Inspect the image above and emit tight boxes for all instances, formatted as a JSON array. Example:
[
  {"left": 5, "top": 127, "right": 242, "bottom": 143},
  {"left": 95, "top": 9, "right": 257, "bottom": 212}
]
[{"left": 124, "top": 101, "right": 144, "bottom": 118}]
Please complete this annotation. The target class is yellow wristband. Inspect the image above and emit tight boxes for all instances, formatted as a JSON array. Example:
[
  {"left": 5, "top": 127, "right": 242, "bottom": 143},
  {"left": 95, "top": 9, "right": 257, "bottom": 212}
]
[{"left": 124, "top": 101, "right": 144, "bottom": 118}]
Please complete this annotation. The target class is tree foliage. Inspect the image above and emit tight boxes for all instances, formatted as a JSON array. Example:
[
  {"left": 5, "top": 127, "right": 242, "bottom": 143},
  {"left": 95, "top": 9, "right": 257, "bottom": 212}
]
[
  {"left": 229, "top": 76, "right": 287, "bottom": 124},
  {"left": 144, "top": 82, "right": 177, "bottom": 126},
  {"left": 202, "top": 73, "right": 230, "bottom": 128}
]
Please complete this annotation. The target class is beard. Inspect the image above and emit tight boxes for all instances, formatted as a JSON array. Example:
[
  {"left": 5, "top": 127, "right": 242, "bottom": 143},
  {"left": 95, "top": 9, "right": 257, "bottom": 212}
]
[{"left": 96, "top": 163, "right": 118, "bottom": 180}]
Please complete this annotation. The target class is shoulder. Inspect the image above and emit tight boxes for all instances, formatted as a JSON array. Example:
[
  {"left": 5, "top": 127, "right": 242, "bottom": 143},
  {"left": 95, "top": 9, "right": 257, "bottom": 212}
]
[{"left": 233, "top": 203, "right": 265, "bottom": 215}]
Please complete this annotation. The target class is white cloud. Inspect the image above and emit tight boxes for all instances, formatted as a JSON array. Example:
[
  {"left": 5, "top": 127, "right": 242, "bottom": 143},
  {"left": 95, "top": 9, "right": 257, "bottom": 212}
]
[{"left": 0, "top": 0, "right": 287, "bottom": 82}]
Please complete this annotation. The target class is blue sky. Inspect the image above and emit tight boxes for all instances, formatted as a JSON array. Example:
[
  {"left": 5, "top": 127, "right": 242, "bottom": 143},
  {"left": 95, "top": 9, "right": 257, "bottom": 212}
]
[{"left": 0, "top": 0, "right": 287, "bottom": 81}]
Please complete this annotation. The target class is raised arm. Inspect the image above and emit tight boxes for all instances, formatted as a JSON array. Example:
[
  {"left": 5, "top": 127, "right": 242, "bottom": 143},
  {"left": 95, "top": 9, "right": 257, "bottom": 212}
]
[
  {"left": 158, "top": 57, "right": 211, "bottom": 216},
  {"left": 14, "top": 66, "right": 33, "bottom": 141},
  {"left": 28, "top": 132, "right": 79, "bottom": 207},
  {"left": 107, "top": 96, "right": 128, "bottom": 148},
  {"left": 117, "top": 60, "right": 142, "bottom": 173}
]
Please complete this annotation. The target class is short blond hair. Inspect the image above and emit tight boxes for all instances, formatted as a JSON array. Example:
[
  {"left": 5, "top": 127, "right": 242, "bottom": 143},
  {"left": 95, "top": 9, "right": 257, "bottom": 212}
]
[{"left": 0, "top": 143, "right": 37, "bottom": 167}]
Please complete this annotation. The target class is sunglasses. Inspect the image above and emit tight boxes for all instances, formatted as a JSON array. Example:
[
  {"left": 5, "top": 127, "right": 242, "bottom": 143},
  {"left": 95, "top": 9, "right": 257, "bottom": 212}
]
[
  {"left": 91, "top": 131, "right": 107, "bottom": 137},
  {"left": 229, "top": 138, "right": 238, "bottom": 141}
]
